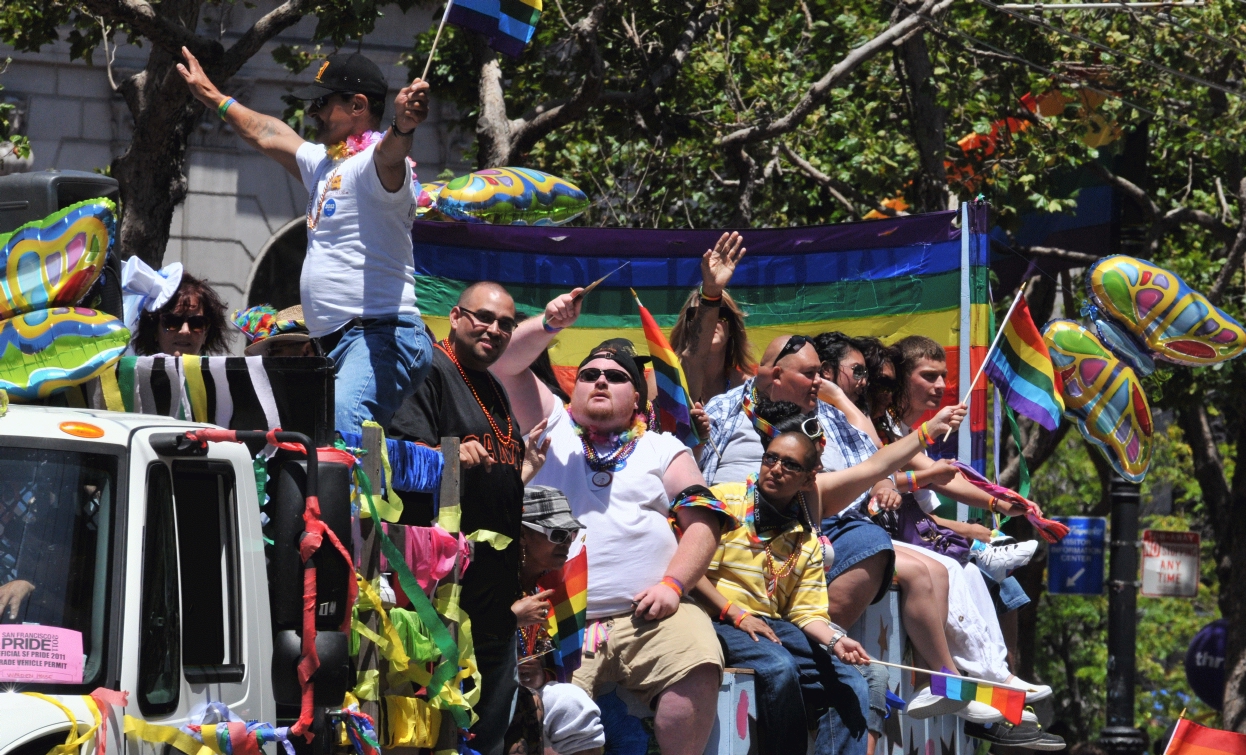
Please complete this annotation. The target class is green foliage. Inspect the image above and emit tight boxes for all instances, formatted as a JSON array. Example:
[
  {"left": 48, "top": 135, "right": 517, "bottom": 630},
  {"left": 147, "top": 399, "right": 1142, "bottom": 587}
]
[{"left": 0, "top": 58, "right": 29, "bottom": 161}]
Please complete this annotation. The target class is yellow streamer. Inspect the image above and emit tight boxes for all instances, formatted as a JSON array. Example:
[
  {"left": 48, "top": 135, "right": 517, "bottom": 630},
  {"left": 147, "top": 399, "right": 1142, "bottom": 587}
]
[
  {"left": 124, "top": 716, "right": 214, "bottom": 755},
  {"left": 355, "top": 574, "right": 410, "bottom": 671},
  {"left": 385, "top": 695, "right": 441, "bottom": 748},
  {"left": 199, "top": 725, "right": 225, "bottom": 755},
  {"left": 433, "top": 583, "right": 482, "bottom": 722},
  {"left": 359, "top": 421, "right": 404, "bottom": 522},
  {"left": 182, "top": 355, "right": 209, "bottom": 422},
  {"left": 23, "top": 693, "right": 100, "bottom": 755},
  {"left": 436, "top": 503, "right": 462, "bottom": 533},
  {"left": 99, "top": 369, "right": 124, "bottom": 412},
  {"left": 353, "top": 668, "right": 381, "bottom": 701},
  {"left": 465, "top": 529, "right": 512, "bottom": 550}
]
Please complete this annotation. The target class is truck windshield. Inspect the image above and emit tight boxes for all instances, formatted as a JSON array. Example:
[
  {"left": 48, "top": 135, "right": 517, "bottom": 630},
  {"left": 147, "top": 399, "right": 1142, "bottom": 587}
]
[{"left": 0, "top": 446, "right": 117, "bottom": 687}]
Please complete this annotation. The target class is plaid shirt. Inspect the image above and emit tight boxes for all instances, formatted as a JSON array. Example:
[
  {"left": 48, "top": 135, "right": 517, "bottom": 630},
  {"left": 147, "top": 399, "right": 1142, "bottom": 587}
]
[{"left": 699, "top": 378, "right": 880, "bottom": 509}]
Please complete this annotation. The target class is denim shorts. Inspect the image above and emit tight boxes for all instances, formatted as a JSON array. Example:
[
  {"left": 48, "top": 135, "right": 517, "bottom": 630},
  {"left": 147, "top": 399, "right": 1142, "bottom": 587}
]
[{"left": 821, "top": 513, "right": 896, "bottom": 605}]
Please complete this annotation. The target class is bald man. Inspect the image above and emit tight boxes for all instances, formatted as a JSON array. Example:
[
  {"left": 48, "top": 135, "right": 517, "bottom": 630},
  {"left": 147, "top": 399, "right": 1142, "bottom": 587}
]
[
  {"left": 699, "top": 334, "right": 899, "bottom": 630},
  {"left": 387, "top": 281, "right": 542, "bottom": 755}
]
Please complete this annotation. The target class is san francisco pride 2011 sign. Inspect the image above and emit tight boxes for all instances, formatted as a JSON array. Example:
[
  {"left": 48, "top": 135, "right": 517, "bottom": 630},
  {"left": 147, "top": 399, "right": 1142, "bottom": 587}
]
[{"left": 0, "top": 625, "right": 83, "bottom": 683}]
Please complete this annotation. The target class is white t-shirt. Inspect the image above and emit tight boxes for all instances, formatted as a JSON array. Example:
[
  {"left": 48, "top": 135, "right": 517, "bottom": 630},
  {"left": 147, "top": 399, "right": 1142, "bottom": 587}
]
[
  {"left": 295, "top": 141, "right": 421, "bottom": 337},
  {"left": 532, "top": 402, "right": 690, "bottom": 619}
]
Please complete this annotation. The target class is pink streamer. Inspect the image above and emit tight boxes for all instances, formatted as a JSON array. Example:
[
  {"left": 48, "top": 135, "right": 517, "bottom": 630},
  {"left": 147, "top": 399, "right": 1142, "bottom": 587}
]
[{"left": 950, "top": 462, "right": 1070, "bottom": 544}]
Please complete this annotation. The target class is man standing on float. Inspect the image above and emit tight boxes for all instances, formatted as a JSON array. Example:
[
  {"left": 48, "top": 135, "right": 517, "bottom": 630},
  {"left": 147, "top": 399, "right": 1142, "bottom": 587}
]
[{"left": 178, "top": 48, "right": 433, "bottom": 433}]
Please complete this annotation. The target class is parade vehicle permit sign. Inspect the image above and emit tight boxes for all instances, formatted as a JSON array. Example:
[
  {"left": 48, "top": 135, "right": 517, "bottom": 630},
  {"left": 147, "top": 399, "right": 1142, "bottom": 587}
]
[
  {"left": 1141, "top": 529, "right": 1200, "bottom": 598},
  {"left": 0, "top": 625, "right": 84, "bottom": 683}
]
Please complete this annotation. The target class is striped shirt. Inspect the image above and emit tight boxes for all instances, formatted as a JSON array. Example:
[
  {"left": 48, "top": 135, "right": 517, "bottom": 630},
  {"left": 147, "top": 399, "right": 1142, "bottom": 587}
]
[{"left": 706, "top": 480, "right": 832, "bottom": 630}]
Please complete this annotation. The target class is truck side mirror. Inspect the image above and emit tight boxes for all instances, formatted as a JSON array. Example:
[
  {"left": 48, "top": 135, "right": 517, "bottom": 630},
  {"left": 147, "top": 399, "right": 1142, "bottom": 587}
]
[
  {"left": 266, "top": 459, "right": 354, "bottom": 630},
  {"left": 271, "top": 629, "right": 352, "bottom": 706}
]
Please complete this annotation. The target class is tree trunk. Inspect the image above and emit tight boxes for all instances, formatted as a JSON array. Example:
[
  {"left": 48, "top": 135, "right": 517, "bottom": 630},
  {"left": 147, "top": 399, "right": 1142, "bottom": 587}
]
[
  {"left": 898, "top": 30, "right": 949, "bottom": 213},
  {"left": 1220, "top": 407, "right": 1246, "bottom": 732},
  {"left": 473, "top": 39, "right": 511, "bottom": 169}
]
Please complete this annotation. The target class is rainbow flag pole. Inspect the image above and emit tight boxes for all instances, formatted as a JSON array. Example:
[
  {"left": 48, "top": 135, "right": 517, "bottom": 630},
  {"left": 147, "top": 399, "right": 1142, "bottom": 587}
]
[{"left": 868, "top": 659, "right": 1027, "bottom": 724}]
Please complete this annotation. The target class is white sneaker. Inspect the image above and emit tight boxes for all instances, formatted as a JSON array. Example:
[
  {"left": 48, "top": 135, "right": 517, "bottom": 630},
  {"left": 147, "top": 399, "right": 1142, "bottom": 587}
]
[
  {"left": 1022, "top": 707, "right": 1038, "bottom": 724},
  {"left": 973, "top": 540, "right": 1039, "bottom": 582},
  {"left": 906, "top": 687, "right": 969, "bottom": 719},
  {"left": 956, "top": 700, "right": 1005, "bottom": 724},
  {"left": 1007, "top": 676, "right": 1053, "bottom": 703}
]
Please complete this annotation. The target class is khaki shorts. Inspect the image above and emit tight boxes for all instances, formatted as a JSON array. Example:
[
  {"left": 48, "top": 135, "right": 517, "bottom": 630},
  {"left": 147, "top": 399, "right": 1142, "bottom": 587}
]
[{"left": 572, "top": 601, "right": 724, "bottom": 707}]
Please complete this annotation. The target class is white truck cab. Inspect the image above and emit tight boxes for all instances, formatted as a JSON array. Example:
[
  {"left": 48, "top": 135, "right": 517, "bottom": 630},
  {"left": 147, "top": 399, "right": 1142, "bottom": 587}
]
[{"left": 0, "top": 405, "right": 277, "bottom": 755}]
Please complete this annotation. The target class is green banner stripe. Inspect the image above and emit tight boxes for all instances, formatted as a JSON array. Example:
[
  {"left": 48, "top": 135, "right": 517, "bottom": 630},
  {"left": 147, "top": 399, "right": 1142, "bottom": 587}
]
[{"left": 416, "top": 269, "right": 978, "bottom": 328}]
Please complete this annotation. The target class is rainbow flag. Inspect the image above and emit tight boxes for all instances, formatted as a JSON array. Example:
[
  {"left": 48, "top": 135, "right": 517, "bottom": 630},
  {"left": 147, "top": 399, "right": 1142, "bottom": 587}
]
[
  {"left": 411, "top": 207, "right": 992, "bottom": 472},
  {"left": 1165, "top": 719, "right": 1246, "bottom": 755},
  {"left": 444, "top": 0, "right": 542, "bottom": 58},
  {"left": 983, "top": 294, "right": 1065, "bottom": 431},
  {"left": 632, "top": 288, "right": 701, "bottom": 447},
  {"left": 929, "top": 667, "right": 1026, "bottom": 724},
  {"left": 536, "top": 546, "right": 587, "bottom": 682}
]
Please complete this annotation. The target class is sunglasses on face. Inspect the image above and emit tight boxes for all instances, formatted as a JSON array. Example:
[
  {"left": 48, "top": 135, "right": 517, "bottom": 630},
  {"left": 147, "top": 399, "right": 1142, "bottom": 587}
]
[
  {"left": 577, "top": 367, "right": 633, "bottom": 385},
  {"left": 309, "top": 92, "right": 355, "bottom": 112},
  {"left": 457, "top": 306, "right": 517, "bottom": 334},
  {"left": 771, "top": 335, "right": 811, "bottom": 366},
  {"left": 845, "top": 364, "right": 869, "bottom": 381},
  {"left": 761, "top": 452, "right": 808, "bottom": 475},
  {"left": 522, "top": 521, "right": 579, "bottom": 544},
  {"left": 160, "top": 314, "right": 207, "bottom": 333}
]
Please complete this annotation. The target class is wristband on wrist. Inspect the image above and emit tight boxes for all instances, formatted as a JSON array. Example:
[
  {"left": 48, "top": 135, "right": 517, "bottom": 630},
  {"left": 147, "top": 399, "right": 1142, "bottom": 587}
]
[
  {"left": 917, "top": 422, "right": 933, "bottom": 447},
  {"left": 719, "top": 600, "right": 734, "bottom": 622},
  {"left": 988, "top": 497, "right": 998, "bottom": 514},
  {"left": 542, "top": 317, "right": 563, "bottom": 334},
  {"left": 698, "top": 286, "right": 723, "bottom": 304},
  {"left": 733, "top": 611, "right": 750, "bottom": 629},
  {"left": 905, "top": 470, "right": 920, "bottom": 491},
  {"left": 390, "top": 117, "right": 415, "bottom": 137},
  {"left": 217, "top": 97, "right": 237, "bottom": 121},
  {"left": 660, "top": 576, "right": 684, "bottom": 598}
]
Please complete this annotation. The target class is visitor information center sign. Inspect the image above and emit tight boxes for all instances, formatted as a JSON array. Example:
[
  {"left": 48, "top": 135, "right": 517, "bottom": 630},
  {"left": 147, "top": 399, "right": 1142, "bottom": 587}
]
[
  {"left": 1141, "top": 530, "right": 1200, "bottom": 598},
  {"left": 1048, "top": 517, "right": 1106, "bottom": 595}
]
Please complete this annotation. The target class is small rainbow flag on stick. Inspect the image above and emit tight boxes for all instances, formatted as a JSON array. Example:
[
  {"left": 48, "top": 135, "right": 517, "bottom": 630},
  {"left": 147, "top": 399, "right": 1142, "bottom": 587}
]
[
  {"left": 930, "top": 666, "right": 1026, "bottom": 724},
  {"left": 632, "top": 289, "right": 702, "bottom": 448},
  {"left": 983, "top": 293, "right": 1065, "bottom": 431},
  {"left": 536, "top": 546, "right": 587, "bottom": 682},
  {"left": 1164, "top": 718, "right": 1246, "bottom": 755},
  {"left": 445, "top": 0, "right": 543, "bottom": 58}
]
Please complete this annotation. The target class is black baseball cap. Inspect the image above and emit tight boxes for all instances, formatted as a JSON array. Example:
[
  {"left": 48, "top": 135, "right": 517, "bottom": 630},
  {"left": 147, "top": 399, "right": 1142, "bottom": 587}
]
[{"left": 292, "top": 53, "right": 389, "bottom": 100}]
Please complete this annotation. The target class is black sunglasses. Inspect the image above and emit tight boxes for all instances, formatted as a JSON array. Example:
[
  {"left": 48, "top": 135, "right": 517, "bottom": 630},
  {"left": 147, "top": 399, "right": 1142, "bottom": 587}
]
[
  {"left": 458, "top": 306, "right": 517, "bottom": 334},
  {"left": 762, "top": 452, "right": 809, "bottom": 474},
  {"left": 845, "top": 364, "right": 869, "bottom": 380},
  {"left": 771, "top": 335, "right": 811, "bottom": 366},
  {"left": 523, "top": 521, "right": 579, "bottom": 544},
  {"left": 160, "top": 314, "right": 207, "bottom": 333},
  {"left": 577, "top": 367, "right": 633, "bottom": 385},
  {"left": 309, "top": 92, "right": 355, "bottom": 112}
]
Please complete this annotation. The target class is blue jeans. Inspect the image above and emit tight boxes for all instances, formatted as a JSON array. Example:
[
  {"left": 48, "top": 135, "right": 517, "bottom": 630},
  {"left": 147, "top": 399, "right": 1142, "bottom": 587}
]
[
  {"left": 329, "top": 316, "right": 433, "bottom": 435},
  {"left": 715, "top": 618, "right": 869, "bottom": 755}
]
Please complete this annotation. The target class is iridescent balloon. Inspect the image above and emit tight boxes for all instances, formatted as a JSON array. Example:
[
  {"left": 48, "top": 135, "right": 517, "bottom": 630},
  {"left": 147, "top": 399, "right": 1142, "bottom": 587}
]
[
  {"left": 0, "top": 198, "right": 114, "bottom": 319},
  {"left": 0, "top": 307, "right": 129, "bottom": 400},
  {"left": 436, "top": 168, "right": 589, "bottom": 225}
]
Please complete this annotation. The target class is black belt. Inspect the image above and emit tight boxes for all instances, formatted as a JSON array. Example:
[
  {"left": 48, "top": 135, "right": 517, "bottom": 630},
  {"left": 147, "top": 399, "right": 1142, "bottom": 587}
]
[{"left": 317, "top": 317, "right": 382, "bottom": 354}]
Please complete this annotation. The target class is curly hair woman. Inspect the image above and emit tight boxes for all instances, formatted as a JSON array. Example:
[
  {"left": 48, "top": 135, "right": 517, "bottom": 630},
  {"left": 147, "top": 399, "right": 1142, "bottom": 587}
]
[{"left": 131, "top": 273, "right": 232, "bottom": 357}]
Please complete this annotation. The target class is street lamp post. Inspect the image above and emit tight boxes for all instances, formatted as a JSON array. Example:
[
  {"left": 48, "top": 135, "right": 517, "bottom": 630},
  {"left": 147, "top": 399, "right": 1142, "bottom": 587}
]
[{"left": 1098, "top": 472, "right": 1149, "bottom": 755}]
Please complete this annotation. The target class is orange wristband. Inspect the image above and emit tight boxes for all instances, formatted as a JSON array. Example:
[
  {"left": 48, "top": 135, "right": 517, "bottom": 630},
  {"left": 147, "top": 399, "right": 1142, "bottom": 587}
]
[{"left": 733, "top": 611, "right": 750, "bottom": 629}]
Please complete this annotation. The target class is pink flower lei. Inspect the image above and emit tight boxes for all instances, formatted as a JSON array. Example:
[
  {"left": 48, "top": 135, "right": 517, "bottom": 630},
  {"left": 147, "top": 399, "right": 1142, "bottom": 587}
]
[{"left": 326, "top": 129, "right": 384, "bottom": 161}]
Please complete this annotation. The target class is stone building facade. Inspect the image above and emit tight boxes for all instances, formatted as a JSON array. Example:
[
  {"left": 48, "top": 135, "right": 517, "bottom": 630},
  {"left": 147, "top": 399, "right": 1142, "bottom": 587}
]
[{"left": 0, "top": 2, "right": 472, "bottom": 327}]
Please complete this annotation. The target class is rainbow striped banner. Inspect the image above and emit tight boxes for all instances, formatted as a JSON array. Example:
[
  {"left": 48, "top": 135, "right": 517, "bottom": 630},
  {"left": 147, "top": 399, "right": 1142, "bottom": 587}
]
[
  {"left": 930, "top": 666, "right": 1026, "bottom": 724},
  {"left": 446, "top": 0, "right": 542, "bottom": 58},
  {"left": 411, "top": 207, "right": 991, "bottom": 469},
  {"left": 984, "top": 294, "right": 1064, "bottom": 431}
]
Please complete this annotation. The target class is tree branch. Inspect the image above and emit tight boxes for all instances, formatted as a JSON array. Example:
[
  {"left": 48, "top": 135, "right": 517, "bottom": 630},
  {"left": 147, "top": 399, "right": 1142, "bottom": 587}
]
[
  {"left": 598, "top": 1, "right": 719, "bottom": 111},
  {"left": 716, "top": 0, "right": 954, "bottom": 147},
  {"left": 473, "top": 38, "right": 510, "bottom": 168},
  {"left": 1017, "top": 245, "right": 1100, "bottom": 264},
  {"left": 1088, "top": 161, "right": 1160, "bottom": 222},
  {"left": 79, "top": 0, "right": 215, "bottom": 58},
  {"left": 1209, "top": 177, "right": 1246, "bottom": 306},
  {"left": 507, "top": 2, "right": 608, "bottom": 160},
  {"left": 779, "top": 143, "right": 858, "bottom": 217},
  {"left": 221, "top": 0, "right": 307, "bottom": 77}
]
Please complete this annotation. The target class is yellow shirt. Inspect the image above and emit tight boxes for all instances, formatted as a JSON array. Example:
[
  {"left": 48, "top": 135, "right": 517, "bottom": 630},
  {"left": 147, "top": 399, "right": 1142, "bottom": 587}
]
[{"left": 707, "top": 481, "right": 831, "bottom": 629}]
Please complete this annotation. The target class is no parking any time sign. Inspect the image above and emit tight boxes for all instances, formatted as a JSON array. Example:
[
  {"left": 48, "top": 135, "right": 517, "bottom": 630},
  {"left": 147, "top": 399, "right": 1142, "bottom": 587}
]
[{"left": 1141, "top": 530, "right": 1200, "bottom": 598}]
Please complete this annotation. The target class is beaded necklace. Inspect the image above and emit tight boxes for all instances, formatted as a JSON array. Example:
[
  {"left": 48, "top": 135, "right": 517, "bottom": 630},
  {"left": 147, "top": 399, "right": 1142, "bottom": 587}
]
[
  {"left": 744, "top": 475, "right": 813, "bottom": 596},
  {"left": 439, "top": 339, "right": 514, "bottom": 450},
  {"left": 571, "top": 414, "right": 646, "bottom": 477},
  {"left": 307, "top": 130, "right": 384, "bottom": 231}
]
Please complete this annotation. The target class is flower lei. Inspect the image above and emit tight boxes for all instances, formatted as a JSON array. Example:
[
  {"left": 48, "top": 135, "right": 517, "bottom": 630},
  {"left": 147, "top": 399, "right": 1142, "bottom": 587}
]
[
  {"left": 326, "top": 129, "right": 384, "bottom": 161},
  {"left": 571, "top": 413, "right": 647, "bottom": 472}
]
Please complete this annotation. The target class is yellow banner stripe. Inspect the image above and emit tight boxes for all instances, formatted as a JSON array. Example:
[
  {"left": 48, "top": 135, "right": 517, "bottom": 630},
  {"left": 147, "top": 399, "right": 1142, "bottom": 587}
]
[
  {"left": 424, "top": 304, "right": 989, "bottom": 367},
  {"left": 1003, "top": 328, "right": 1059, "bottom": 380}
]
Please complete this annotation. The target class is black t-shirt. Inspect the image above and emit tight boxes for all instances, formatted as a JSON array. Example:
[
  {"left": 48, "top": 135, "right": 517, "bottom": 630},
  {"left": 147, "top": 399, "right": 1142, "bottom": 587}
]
[{"left": 388, "top": 346, "right": 525, "bottom": 637}]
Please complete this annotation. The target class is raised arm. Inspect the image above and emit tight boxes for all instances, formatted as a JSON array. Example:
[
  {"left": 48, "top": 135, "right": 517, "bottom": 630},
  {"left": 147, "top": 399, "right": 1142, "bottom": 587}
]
[
  {"left": 177, "top": 47, "right": 305, "bottom": 177},
  {"left": 680, "top": 232, "right": 746, "bottom": 403},
  {"left": 373, "top": 78, "right": 429, "bottom": 192},
  {"left": 816, "top": 404, "right": 966, "bottom": 514},
  {"left": 904, "top": 454, "right": 1033, "bottom": 517},
  {"left": 491, "top": 289, "right": 583, "bottom": 434}
]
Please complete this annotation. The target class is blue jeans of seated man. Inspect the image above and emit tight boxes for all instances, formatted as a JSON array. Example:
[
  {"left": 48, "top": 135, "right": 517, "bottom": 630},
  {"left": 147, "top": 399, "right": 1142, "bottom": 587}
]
[
  {"left": 329, "top": 316, "right": 433, "bottom": 435},
  {"left": 715, "top": 618, "right": 869, "bottom": 755}
]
